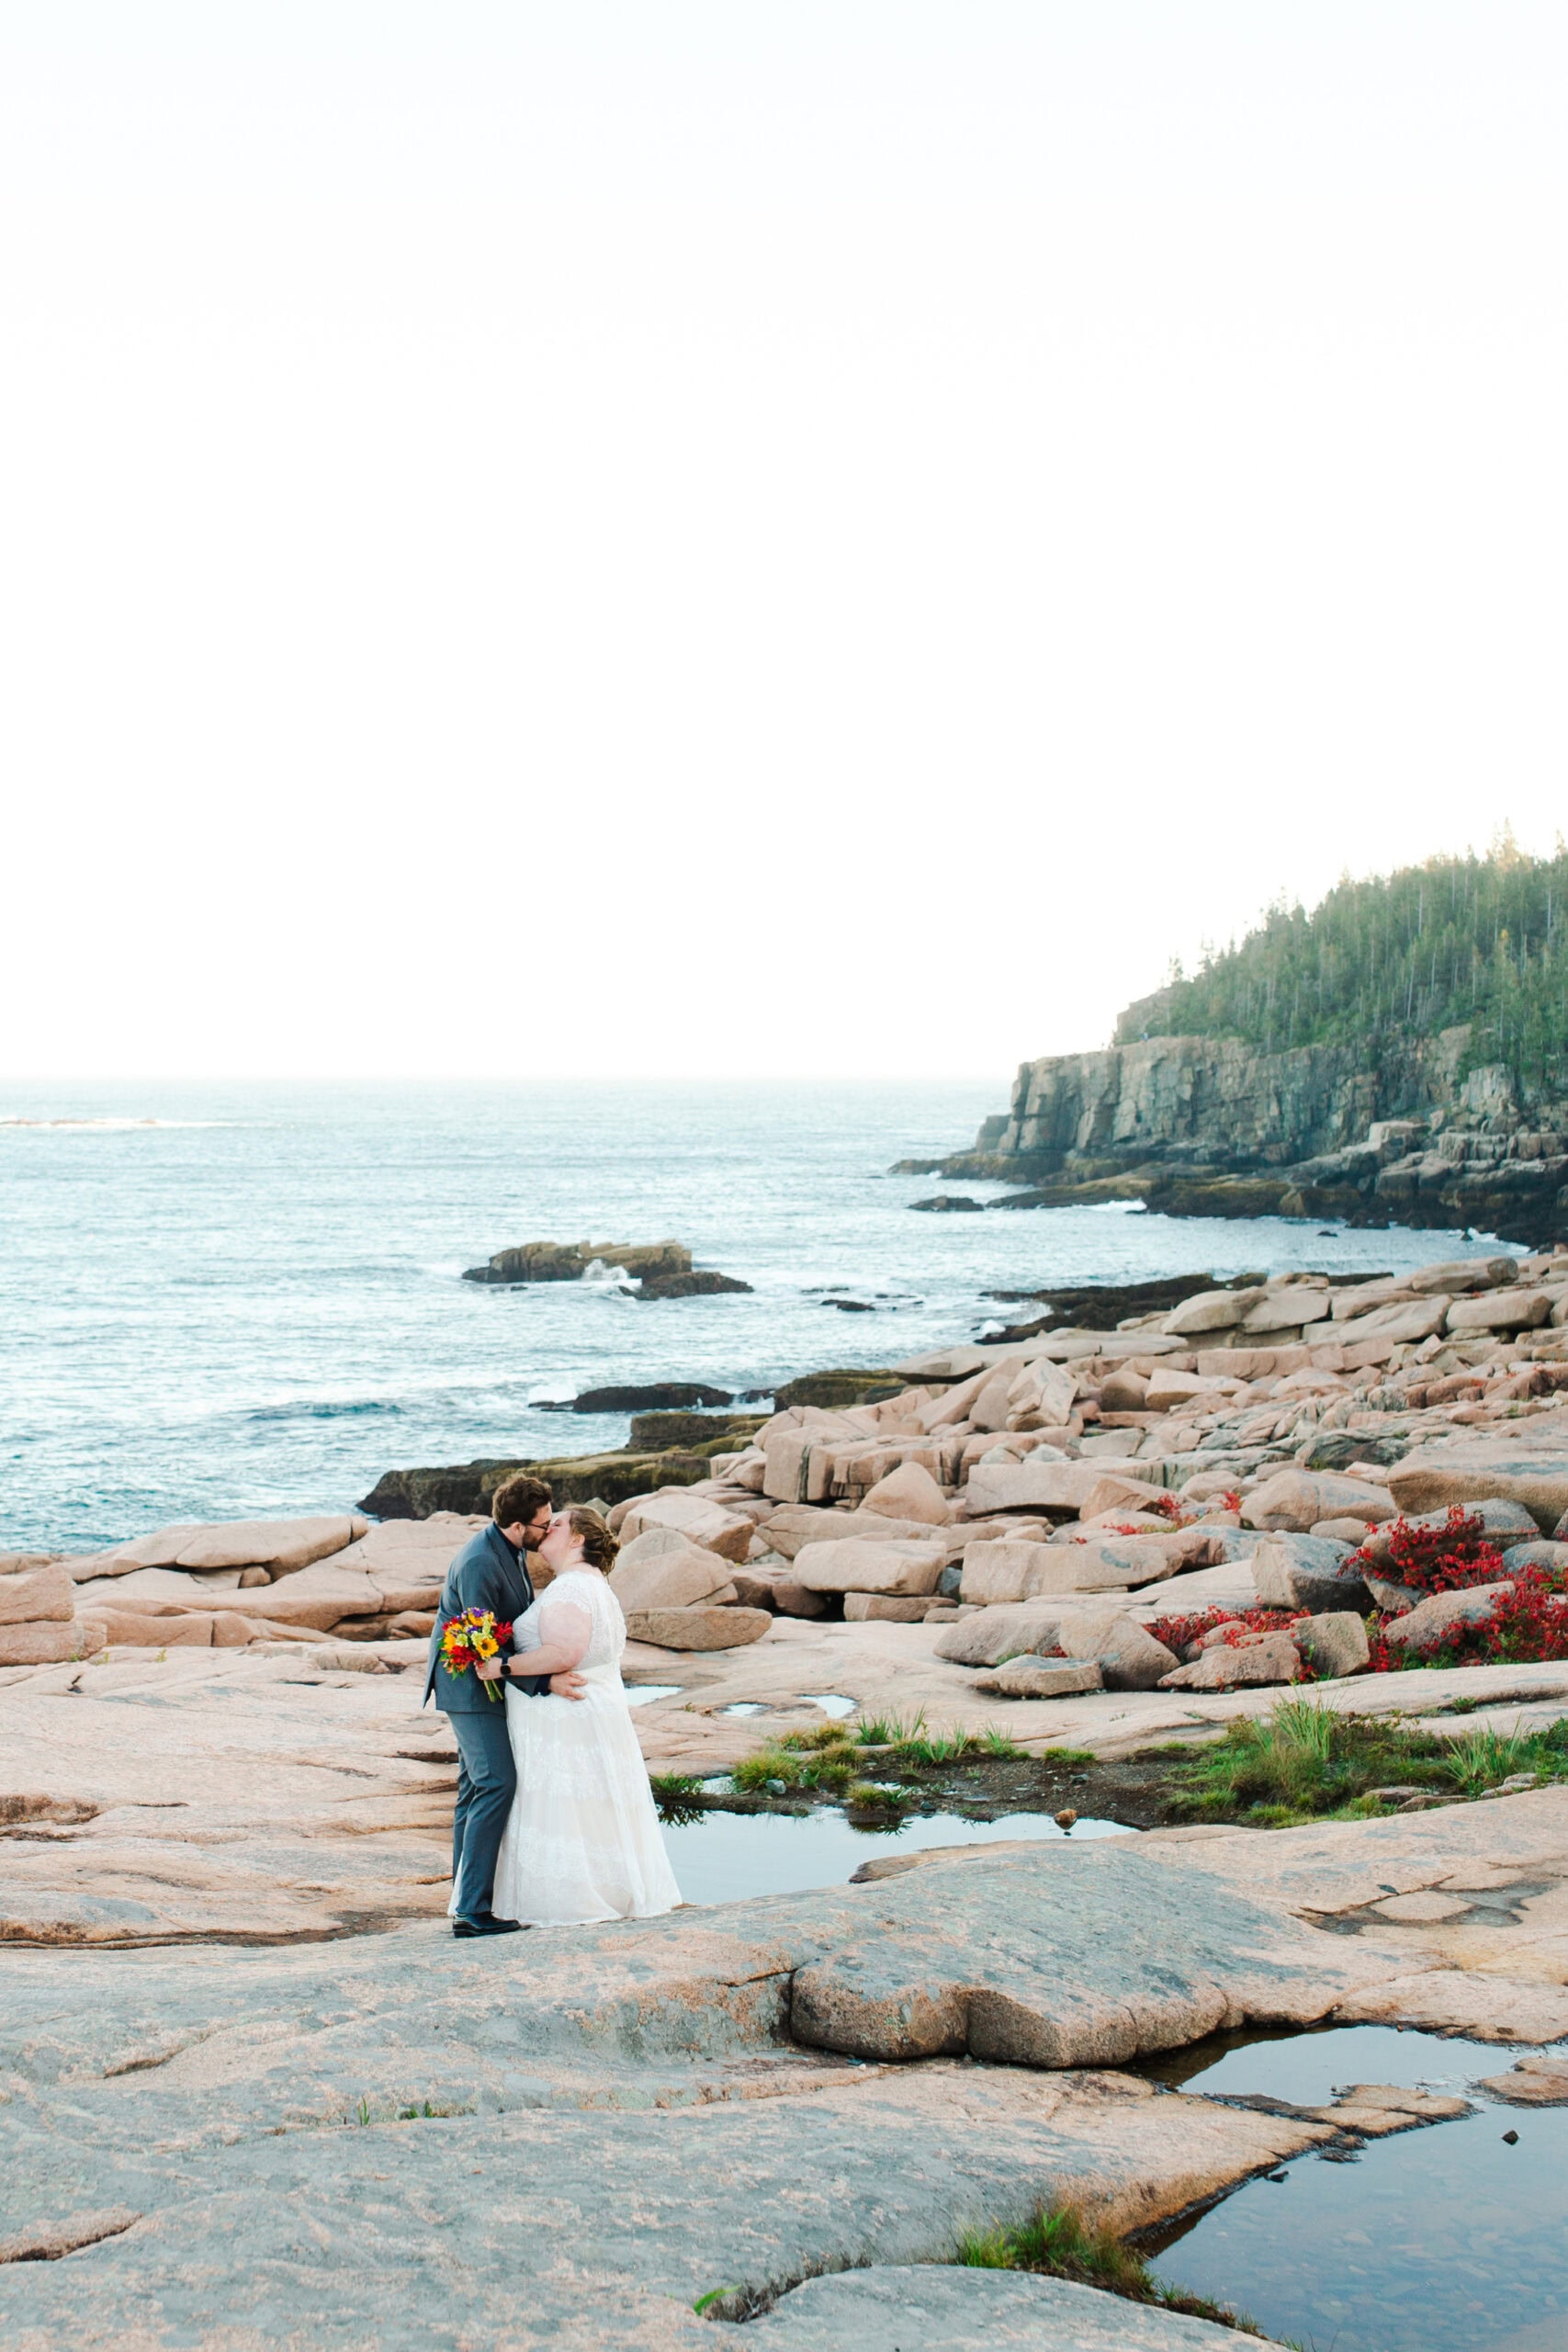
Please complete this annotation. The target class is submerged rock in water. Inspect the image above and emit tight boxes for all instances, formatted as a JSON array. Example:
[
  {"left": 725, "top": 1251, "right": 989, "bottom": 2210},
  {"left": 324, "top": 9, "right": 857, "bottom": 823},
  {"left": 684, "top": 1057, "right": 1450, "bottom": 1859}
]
[
  {"left": 462, "top": 1238, "right": 692, "bottom": 1284},
  {"left": 635, "top": 1269, "right": 753, "bottom": 1299},
  {"left": 571, "top": 1382, "right": 734, "bottom": 1413}
]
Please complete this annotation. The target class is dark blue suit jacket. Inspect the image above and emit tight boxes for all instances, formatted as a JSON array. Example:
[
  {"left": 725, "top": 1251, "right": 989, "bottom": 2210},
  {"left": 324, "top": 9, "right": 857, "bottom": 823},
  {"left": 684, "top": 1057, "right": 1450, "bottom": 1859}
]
[{"left": 424, "top": 1524, "right": 549, "bottom": 1711}]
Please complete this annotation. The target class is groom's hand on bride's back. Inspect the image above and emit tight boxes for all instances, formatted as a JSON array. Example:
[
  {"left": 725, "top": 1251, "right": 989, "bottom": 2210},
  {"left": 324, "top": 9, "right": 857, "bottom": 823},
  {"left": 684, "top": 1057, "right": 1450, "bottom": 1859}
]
[{"left": 549, "top": 1669, "right": 586, "bottom": 1702}]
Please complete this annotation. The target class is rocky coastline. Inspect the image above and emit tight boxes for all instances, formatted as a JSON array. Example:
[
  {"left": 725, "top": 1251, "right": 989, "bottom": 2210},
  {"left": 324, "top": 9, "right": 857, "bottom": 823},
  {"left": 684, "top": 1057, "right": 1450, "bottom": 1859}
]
[
  {"left": 901, "top": 1025, "right": 1568, "bottom": 1245},
  {"left": 8, "top": 1243, "right": 1568, "bottom": 2347}
]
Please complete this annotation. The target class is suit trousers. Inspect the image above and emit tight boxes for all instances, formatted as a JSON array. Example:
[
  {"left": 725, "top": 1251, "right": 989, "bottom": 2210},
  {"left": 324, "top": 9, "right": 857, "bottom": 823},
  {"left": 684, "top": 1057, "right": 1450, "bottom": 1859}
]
[{"left": 448, "top": 1702, "right": 517, "bottom": 1921}]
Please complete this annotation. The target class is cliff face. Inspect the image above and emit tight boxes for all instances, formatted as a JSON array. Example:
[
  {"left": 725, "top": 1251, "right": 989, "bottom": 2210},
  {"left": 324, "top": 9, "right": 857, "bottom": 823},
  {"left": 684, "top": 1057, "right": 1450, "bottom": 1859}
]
[
  {"left": 914, "top": 1023, "right": 1567, "bottom": 1245},
  {"left": 968, "top": 1028, "right": 1467, "bottom": 1175}
]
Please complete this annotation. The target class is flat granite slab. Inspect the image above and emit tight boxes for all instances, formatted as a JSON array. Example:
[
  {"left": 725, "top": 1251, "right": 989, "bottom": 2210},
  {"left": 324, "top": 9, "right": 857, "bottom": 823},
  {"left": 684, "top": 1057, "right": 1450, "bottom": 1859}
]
[
  {"left": 5, "top": 1645, "right": 1568, "bottom": 1943},
  {"left": 3, "top": 1796, "right": 1566, "bottom": 2346},
  {"left": 734, "top": 2267, "right": 1291, "bottom": 2350}
]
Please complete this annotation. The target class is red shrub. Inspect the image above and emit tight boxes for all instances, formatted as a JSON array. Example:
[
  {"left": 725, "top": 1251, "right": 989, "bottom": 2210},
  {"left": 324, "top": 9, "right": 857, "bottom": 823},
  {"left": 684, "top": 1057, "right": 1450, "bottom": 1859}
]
[
  {"left": 1147, "top": 1605, "right": 1308, "bottom": 1652},
  {"left": 1369, "top": 1566, "right": 1568, "bottom": 1671},
  {"left": 1347, "top": 1506, "right": 1507, "bottom": 1597}
]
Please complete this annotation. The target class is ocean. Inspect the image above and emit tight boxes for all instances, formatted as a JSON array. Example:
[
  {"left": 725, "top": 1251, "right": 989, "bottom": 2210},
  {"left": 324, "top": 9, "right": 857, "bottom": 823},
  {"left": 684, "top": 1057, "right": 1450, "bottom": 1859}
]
[{"left": 0, "top": 1079, "right": 1511, "bottom": 1552}]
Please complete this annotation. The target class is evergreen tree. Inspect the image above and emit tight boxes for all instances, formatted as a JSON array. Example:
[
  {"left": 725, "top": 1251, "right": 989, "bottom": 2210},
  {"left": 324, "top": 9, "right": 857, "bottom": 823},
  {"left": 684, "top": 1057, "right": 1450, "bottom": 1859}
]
[{"left": 1118, "top": 831, "right": 1568, "bottom": 1099}]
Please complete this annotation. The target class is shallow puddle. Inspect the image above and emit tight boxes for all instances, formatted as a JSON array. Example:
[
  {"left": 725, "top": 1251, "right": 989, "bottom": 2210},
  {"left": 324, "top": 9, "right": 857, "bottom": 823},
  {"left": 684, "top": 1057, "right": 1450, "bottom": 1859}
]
[
  {"left": 716, "top": 1694, "right": 858, "bottom": 1721},
  {"left": 660, "top": 1805, "right": 1133, "bottom": 1905},
  {"left": 625, "top": 1685, "right": 682, "bottom": 1708},
  {"left": 1143, "top": 2023, "right": 1568, "bottom": 2352}
]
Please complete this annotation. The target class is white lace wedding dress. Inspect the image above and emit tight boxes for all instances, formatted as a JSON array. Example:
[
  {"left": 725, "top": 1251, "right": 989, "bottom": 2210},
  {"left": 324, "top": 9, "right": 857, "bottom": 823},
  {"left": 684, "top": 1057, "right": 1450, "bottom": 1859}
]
[{"left": 491, "top": 1566, "right": 682, "bottom": 1927}]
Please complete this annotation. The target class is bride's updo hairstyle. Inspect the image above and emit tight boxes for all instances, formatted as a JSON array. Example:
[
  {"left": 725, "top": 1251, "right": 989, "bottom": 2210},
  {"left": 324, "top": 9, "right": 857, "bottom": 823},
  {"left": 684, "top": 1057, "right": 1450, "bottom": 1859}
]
[{"left": 568, "top": 1506, "right": 619, "bottom": 1575}]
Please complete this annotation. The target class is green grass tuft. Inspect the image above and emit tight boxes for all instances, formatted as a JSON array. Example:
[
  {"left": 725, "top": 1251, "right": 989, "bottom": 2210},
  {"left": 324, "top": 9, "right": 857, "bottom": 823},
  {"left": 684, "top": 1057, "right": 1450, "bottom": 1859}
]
[
  {"left": 649, "top": 1772, "right": 707, "bottom": 1825},
  {"left": 853, "top": 1709, "right": 929, "bottom": 1748},
  {"left": 955, "top": 2200, "right": 1264, "bottom": 2334},
  {"left": 1166, "top": 1700, "right": 1568, "bottom": 1824},
  {"left": 1444, "top": 1725, "right": 1542, "bottom": 1798}
]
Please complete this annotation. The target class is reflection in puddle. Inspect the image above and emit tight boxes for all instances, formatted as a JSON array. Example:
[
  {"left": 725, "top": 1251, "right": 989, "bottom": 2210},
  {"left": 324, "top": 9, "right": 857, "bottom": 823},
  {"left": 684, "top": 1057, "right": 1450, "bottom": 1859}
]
[
  {"left": 626, "top": 1685, "right": 682, "bottom": 1708},
  {"left": 718, "top": 1702, "right": 769, "bottom": 1717},
  {"left": 660, "top": 1806, "right": 1134, "bottom": 1905},
  {"left": 801, "top": 1693, "right": 857, "bottom": 1718},
  {"left": 1144, "top": 2024, "right": 1568, "bottom": 2352}
]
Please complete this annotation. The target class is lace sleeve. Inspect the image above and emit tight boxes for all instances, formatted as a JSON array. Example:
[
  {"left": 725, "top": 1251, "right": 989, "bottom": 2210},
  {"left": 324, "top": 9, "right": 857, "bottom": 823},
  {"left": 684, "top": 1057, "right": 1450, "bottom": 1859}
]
[{"left": 536, "top": 1599, "right": 593, "bottom": 1667}]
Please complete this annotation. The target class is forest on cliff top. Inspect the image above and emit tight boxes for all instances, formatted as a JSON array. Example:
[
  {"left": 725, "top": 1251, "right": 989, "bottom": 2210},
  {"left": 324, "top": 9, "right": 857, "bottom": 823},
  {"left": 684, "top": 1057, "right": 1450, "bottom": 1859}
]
[{"left": 1116, "top": 833, "right": 1568, "bottom": 1099}]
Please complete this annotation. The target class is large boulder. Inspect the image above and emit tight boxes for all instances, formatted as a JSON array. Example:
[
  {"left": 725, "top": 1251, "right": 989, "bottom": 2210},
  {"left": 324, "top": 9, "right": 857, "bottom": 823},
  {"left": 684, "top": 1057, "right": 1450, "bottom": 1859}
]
[
  {"left": 959, "top": 1541, "right": 1051, "bottom": 1605},
  {"left": 964, "top": 1458, "right": 1147, "bottom": 1517},
  {"left": 1026, "top": 1537, "right": 1190, "bottom": 1593},
  {"left": 621, "top": 1606, "right": 771, "bottom": 1651},
  {"left": 73, "top": 1567, "right": 220, "bottom": 1616},
  {"left": 329, "top": 1514, "right": 484, "bottom": 1611},
  {"left": 1143, "top": 1370, "right": 1227, "bottom": 1414},
  {"left": 966, "top": 1359, "right": 1030, "bottom": 1434},
  {"left": 1091, "top": 1618, "right": 1182, "bottom": 1690},
  {"left": 1382, "top": 1583, "right": 1516, "bottom": 1653},
  {"left": 859, "top": 1461, "right": 951, "bottom": 1526},
  {"left": 1163, "top": 1290, "right": 1248, "bottom": 1336},
  {"left": 791, "top": 1540, "right": 946, "bottom": 1597},
  {"left": 617, "top": 1491, "right": 752, "bottom": 1562},
  {"left": 209, "top": 1574, "right": 385, "bottom": 1632},
  {"left": 1242, "top": 1470, "right": 1395, "bottom": 1533},
  {"left": 1501, "top": 1540, "right": 1568, "bottom": 1576},
  {"left": 1290, "top": 1612, "right": 1371, "bottom": 1679},
  {"left": 1241, "top": 1285, "right": 1331, "bottom": 1334},
  {"left": 1446, "top": 1288, "right": 1553, "bottom": 1335},
  {"left": 727, "top": 1564, "right": 827, "bottom": 1618},
  {"left": 1250, "top": 1532, "right": 1369, "bottom": 1614},
  {"left": 974, "top": 1657, "right": 1104, "bottom": 1699},
  {"left": 102, "top": 1516, "right": 367, "bottom": 1578},
  {"left": 1003, "top": 1360, "right": 1078, "bottom": 1432},
  {"left": 1407, "top": 1255, "right": 1517, "bottom": 1294},
  {"left": 0, "top": 1620, "right": 91, "bottom": 1667},
  {"left": 1387, "top": 1437, "right": 1568, "bottom": 1532},
  {"left": 1354, "top": 1497, "right": 1539, "bottom": 1565},
  {"left": 759, "top": 1505, "right": 943, "bottom": 1559},
  {"left": 608, "top": 1532, "right": 739, "bottom": 1613},
  {"left": 87, "top": 1609, "right": 216, "bottom": 1648},
  {"left": 842, "top": 1594, "right": 932, "bottom": 1623},
  {"left": 934, "top": 1601, "right": 1119, "bottom": 1668},
  {"left": 1077, "top": 1474, "right": 1179, "bottom": 1520},
  {"left": 1160, "top": 1634, "right": 1303, "bottom": 1690},
  {"left": 1330, "top": 1297, "right": 1452, "bottom": 1346},
  {"left": 0, "top": 1563, "right": 74, "bottom": 1627}
]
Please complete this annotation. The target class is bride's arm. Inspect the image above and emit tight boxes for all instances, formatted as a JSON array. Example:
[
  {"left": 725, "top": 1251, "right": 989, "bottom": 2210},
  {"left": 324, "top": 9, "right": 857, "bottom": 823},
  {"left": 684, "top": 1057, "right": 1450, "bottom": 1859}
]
[{"left": 477, "top": 1599, "right": 592, "bottom": 1683}]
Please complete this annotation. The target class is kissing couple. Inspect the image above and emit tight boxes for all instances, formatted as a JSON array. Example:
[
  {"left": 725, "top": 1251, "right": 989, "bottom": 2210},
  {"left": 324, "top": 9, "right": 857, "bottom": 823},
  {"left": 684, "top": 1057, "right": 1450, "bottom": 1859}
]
[{"left": 423, "top": 1474, "right": 682, "bottom": 1937}]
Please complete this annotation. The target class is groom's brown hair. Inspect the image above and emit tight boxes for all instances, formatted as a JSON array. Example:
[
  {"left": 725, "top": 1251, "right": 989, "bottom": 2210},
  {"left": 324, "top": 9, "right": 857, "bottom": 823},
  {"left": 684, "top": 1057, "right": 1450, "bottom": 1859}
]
[{"left": 491, "top": 1474, "right": 552, "bottom": 1529}]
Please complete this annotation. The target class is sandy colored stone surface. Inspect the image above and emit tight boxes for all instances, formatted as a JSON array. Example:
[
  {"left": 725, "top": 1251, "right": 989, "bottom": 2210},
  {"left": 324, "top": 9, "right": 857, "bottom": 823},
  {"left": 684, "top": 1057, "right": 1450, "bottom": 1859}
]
[
  {"left": 6, "top": 1638, "right": 1568, "bottom": 2346},
  {"left": 0, "top": 1648, "right": 457, "bottom": 1942},
  {"left": 737, "top": 2267, "right": 1287, "bottom": 2348},
  {"left": 0, "top": 1810, "right": 1550, "bottom": 2346}
]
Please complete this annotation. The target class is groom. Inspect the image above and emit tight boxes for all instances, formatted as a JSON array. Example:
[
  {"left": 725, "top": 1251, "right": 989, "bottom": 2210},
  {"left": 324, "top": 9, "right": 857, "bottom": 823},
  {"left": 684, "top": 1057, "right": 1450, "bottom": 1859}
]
[{"left": 424, "top": 1474, "right": 585, "bottom": 1939}]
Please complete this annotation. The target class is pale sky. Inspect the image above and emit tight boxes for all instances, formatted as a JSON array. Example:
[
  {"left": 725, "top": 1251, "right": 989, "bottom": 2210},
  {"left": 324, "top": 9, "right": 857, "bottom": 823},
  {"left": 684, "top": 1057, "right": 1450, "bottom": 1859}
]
[{"left": 3, "top": 3, "right": 1565, "bottom": 1080}]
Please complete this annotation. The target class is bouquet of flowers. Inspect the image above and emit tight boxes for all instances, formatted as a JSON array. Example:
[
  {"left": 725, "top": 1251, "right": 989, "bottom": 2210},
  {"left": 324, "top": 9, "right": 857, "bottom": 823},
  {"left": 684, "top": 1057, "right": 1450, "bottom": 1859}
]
[{"left": 439, "top": 1608, "right": 513, "bottom": 1701}]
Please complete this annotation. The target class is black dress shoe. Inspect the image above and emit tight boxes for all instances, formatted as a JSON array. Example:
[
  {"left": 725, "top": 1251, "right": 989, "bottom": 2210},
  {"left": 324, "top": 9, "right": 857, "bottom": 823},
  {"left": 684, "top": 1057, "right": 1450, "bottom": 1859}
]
[{"left": 452, "top": 1916, "right": 525, "bottom": 1938}]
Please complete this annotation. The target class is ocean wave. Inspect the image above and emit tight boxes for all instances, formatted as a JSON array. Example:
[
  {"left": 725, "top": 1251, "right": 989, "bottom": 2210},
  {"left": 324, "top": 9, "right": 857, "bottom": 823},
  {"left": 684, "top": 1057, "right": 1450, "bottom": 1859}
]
[
  {"left": 0, "top": 1116, "right": 220, "bottom": 1130},
  {"left": 246, "top": 1397, "right": 406, "bottom": 1424}
]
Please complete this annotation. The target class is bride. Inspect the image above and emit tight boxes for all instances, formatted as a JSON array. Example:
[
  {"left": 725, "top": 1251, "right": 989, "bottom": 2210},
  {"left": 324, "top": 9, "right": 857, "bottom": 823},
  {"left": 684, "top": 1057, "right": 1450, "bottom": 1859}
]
[{"left": 479, "top": 1506, "right": 682, "bottom": 1927}]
